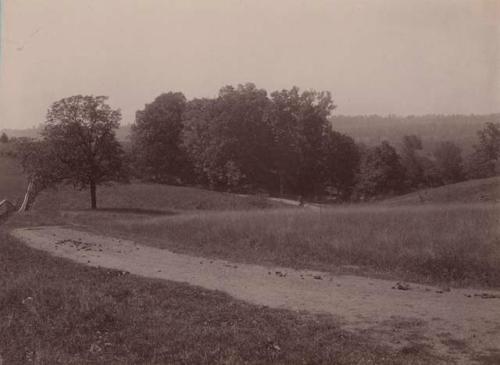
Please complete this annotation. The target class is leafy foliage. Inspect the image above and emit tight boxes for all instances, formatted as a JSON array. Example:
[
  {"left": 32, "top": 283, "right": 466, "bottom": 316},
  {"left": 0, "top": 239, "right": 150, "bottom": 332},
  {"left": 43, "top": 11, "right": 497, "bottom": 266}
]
[
  {"left": 400, "top": 135, "right": 424, "bottom": 188},
  {"left": 268, "top": 87, "right": 336, "bottom": 196},
  {"left": 130, "top": 92, "right": 188, "bottom": 183},
  {"left": 466, "top": 122, "right": 500, "bottom": 179},
  {"left": 13, "top": 139, "right": 64, "bottom": 210},
  {"left": 433, "top": 141, "right": 464, "bottom": 184},
  {"left": 355, "top": 141, "right": 405, "bottom": 199},
  {"left": 0, "top": 132, "right": 9, "bottom": 143},
  {"left": 42, "top": 95, "right": 126, "bottom": 209}
]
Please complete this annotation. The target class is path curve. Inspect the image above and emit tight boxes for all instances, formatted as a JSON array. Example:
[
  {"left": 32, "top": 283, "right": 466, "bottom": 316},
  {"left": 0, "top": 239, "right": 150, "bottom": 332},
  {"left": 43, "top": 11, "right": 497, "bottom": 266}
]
[{"left": 11, "top": 226, "right": 500, "bottom": 364}]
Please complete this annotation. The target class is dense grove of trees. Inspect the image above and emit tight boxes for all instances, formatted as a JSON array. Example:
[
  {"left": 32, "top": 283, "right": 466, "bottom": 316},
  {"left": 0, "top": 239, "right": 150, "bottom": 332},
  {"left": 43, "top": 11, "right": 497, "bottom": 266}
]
[
  {"left": 130, "top": 84, "right": 359, "bottom": 198},
  {"left": 2, "top": 86, "right": 499, "bottom": 207},
  {"left": 128, "top": 83, "right": 500, "bottom": 201},
  {"left": 0, "top": 132, "right": 9, "bottom": 143}
]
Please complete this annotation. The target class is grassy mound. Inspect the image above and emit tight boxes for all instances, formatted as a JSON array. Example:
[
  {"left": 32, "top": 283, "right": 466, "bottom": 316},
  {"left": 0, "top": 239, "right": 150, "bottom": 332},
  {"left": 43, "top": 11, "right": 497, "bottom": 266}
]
[{"left": 383, "top": 177, "right": 500, "bottom": 205}]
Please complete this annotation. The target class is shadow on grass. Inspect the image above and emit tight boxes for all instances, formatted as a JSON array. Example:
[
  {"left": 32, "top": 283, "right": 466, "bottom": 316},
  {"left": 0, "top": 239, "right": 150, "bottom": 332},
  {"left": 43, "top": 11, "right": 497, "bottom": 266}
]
[{"left": 72, "top": 208, "right": 177, "bottom": 216}]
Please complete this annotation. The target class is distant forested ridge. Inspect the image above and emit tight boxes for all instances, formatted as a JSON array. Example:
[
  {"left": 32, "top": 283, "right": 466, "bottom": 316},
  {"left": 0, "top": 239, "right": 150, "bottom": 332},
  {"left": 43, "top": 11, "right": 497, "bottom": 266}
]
[{"left": 331, "top": 114, "right": 500, "bottom": 153}]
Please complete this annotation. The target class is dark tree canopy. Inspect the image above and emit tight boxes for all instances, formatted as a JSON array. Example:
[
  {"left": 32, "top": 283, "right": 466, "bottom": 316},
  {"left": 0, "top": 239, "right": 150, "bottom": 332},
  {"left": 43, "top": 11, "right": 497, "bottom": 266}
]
[
  {"left": 322, "top": 130, "right": 360, "bottom": 199},
  {"left": 268, "top": 87, "right": 336, "bottom": 196},
  {"left": 0, "top": 132, "right": 8, "bottom": 143},
  {"left": 130, "top": 92, "right": 188, "bottom": 183},
  {"left": 42, "top": 95, "right": 126, "bottom": 209},
  {"left": 433, "top": 141, "right": 464, "bottom": 184},
  {"left": 400, "top": 135, "right": 424, "bottom": 189},
  {"left": 183, "top": 84, "right": 273, "bottom": 191},
  {"left": 355, "top": 141, "right": 405, "bottom": 199},
  {"left": 14, "top": 138, "right": 64, "bottom": 210},
  {"left": 466, "top": 122, "right": 500, "bottom": 179},
  {"left": 139, "top": 84, "right": 360, "bottom": 199}
]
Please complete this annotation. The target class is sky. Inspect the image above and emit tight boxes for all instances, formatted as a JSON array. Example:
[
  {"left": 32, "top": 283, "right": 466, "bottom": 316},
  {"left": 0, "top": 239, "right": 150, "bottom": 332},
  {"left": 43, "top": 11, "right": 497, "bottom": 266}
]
[{"left": 0, "top": 0, "right": 498, "bottom": 129}]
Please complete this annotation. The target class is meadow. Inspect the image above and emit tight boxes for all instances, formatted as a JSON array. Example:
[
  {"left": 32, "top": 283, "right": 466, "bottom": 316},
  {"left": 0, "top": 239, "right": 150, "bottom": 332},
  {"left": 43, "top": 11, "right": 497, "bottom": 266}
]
[
  {"left": 1, "top": 154, "right": 499, "bottom": 363},
  {"left": 3, "top": 152, "right": 499, "bottom": 288},
  {"left": 60, "top": 202, "right": 500, "bottom": 288}
]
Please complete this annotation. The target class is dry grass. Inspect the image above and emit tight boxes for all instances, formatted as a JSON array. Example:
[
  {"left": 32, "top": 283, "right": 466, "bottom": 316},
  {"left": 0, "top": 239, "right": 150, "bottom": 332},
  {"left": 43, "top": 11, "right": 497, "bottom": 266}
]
[{"left": 66, "top": 203, "right": 500, "bottom": 288}]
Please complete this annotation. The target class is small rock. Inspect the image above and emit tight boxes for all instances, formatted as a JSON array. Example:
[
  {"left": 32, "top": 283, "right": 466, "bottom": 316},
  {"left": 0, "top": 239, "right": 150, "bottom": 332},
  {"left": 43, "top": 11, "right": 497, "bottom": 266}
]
[
  {"left": 89, "top": 343, "right": 102, "bottom": 354},
  {"left": 313, "top": 275, "right": 322, "bottom": 280},
  {"left": 392, "top": 282, "right": 411, "bottom": 290},
  {"left": 474, "top": 293, "right": 500, "bottom": 299}
]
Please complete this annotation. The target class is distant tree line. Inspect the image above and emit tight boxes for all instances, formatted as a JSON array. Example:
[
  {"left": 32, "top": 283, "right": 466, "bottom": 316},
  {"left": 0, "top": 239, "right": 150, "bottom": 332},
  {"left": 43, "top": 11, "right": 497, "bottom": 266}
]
[
  {"left": 128, "top": 83, "right": 500, "bottom": 201},
  {"left": 2, "top": 85, "right": 499, "bottom": 209}
]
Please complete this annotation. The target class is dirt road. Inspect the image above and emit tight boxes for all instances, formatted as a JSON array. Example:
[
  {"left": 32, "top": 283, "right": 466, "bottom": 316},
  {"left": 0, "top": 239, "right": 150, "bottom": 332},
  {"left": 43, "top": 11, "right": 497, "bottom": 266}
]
[{"left": 11, "top": 226, "right": 500, "bottom": 364}]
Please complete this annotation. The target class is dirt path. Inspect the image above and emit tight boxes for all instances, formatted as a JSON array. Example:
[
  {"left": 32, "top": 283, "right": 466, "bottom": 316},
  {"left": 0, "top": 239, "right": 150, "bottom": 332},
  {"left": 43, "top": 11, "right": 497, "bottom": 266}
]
[{"left": 11, "top": 226, "right": 500, "bottom": 364}]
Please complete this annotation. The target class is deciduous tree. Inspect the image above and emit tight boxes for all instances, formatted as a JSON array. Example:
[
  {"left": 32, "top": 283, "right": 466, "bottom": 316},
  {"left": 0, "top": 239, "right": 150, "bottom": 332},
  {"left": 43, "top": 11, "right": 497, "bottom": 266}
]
[
  {"left": 0, "top": 132, "right": 8, "bottom": 143},
  {"left": 355, "top": 141, "right": 405, "bottom": 199},
  {"left": 466, "top": 122, "right": 500, "bottom": 178},
  {"left": 130, "top": 92, "right": 188, "bottom": 183},
  {"left": 42, "top": 95, "right": 126, "bottom": 209},
  {"left": 433, "top": 141, "right": 464, "bottom": 184}
]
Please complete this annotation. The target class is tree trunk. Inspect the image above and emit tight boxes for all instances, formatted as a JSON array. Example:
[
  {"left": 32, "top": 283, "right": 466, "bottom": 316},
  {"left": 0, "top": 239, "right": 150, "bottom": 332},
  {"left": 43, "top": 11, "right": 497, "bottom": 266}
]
[
  {"left": 18, "top": 180, "right": 34, "bottom": 212},
  {"left": 279, "top": 171, "right": 284, "bottom": 196},
  {"left": 90, "top": 180, "right": 97, "bottom": 209}
]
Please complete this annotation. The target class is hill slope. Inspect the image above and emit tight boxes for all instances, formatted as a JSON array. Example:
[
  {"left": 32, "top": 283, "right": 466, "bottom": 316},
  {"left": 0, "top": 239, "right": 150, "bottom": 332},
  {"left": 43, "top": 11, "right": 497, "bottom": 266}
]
[{"left": 383, "top": 176, "right": 500, "bottom": 205}]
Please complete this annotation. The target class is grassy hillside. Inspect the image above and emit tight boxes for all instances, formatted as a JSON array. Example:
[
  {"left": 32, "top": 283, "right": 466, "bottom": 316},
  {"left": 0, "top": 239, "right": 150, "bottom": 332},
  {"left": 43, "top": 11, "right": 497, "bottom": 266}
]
[
  {"left": 383, "top": 177, "right": 500, "bottom": 205},
  {"left": 32, "top": 183, "right": 286, "bottom": 213}
]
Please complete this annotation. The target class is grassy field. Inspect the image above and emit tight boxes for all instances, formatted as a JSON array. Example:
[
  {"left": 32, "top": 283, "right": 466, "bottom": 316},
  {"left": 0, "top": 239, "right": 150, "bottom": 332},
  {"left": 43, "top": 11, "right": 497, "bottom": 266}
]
[
  {"left": 2, "top": 154, "right": 499, "bottom": 363},
  {"left": 0, "top": 229, "right": 440, "bottom": 364},
  {"left": 60, "top": 202, "right": 500, "bottom": 288},
  {"left": 4, "top": 157, "right": 499, "bottom": 288}
]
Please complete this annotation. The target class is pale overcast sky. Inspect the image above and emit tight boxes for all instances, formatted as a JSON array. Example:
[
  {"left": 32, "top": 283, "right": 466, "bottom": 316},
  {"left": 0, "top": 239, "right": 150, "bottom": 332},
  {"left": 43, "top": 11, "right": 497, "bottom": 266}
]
[{"left": 0, "top": 0, "right": 498, "bottom": 129}]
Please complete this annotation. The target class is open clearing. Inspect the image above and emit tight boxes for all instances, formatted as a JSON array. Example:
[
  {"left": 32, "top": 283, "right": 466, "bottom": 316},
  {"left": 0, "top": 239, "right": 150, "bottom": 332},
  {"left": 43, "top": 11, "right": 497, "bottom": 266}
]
[
  {"left": 12, "top": 225, "right": 500, "bottom": 364},
  {"left": 3, "top": 168, "right": 500, "bottom": 364}
]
